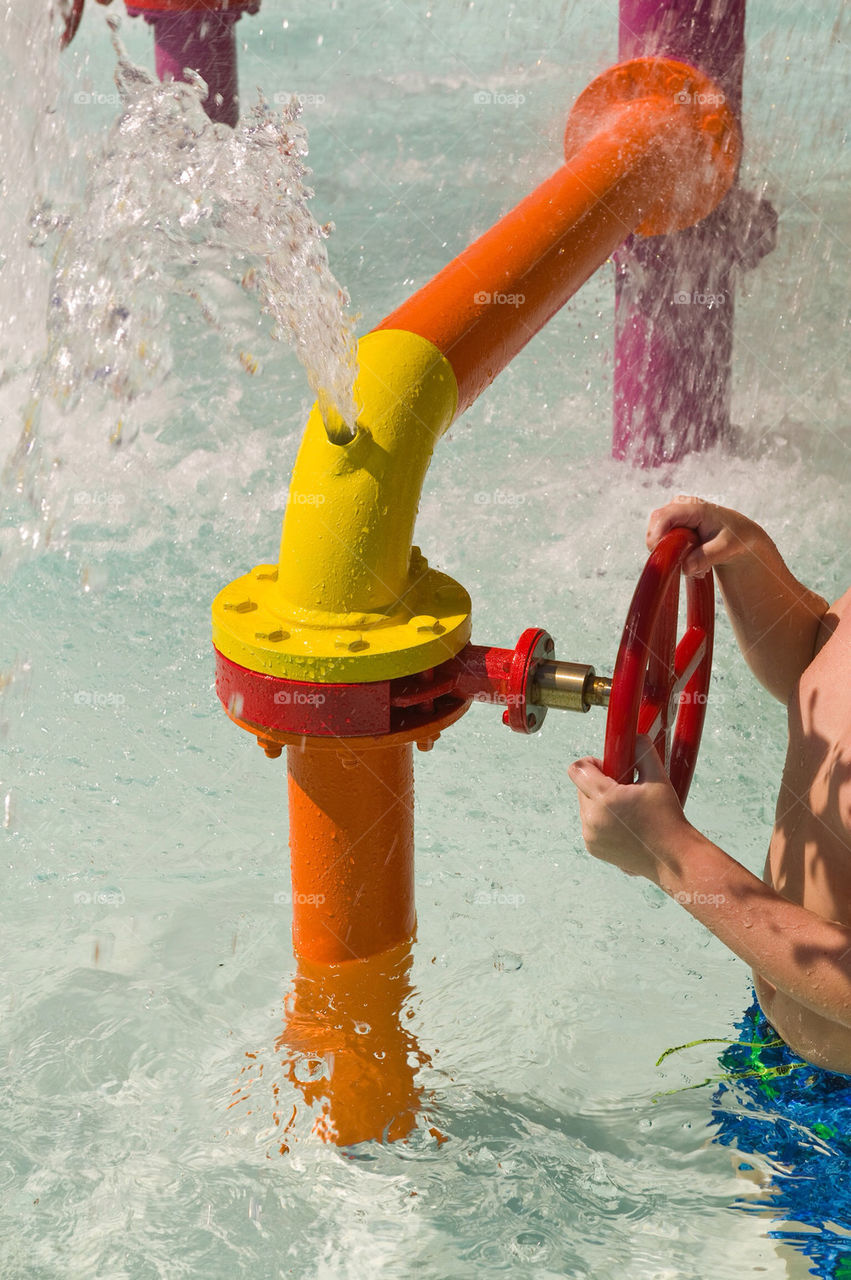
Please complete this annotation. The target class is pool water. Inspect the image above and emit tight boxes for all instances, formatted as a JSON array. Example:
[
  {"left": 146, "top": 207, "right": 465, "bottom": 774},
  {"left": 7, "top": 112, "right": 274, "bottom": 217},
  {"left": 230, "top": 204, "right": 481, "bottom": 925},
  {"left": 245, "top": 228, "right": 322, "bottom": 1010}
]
[{"left": 1, "top": 2, "right": 849, "bottom": 1277}]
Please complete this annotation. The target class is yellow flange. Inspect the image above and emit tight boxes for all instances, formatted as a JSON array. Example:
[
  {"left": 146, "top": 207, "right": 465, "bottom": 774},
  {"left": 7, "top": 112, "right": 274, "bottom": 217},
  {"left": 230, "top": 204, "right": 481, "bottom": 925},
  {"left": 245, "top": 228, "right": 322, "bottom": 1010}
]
[{"left": 212, "top": 329, "right": 472, "bottom": 682}]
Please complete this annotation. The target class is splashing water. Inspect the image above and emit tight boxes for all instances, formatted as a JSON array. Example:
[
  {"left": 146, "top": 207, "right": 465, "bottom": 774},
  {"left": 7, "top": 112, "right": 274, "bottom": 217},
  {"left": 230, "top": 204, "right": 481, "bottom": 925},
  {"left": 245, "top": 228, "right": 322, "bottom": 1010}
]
[{"left": 37, "top": 23, "right": 359, "bottom": 445}]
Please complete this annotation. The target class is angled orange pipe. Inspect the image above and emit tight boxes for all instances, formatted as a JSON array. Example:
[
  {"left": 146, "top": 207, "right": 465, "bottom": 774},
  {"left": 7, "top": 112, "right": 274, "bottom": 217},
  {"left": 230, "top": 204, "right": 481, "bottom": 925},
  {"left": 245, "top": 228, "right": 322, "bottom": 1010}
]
[{"left": 377, "top": 57, "right": 739, "bottom": 415}]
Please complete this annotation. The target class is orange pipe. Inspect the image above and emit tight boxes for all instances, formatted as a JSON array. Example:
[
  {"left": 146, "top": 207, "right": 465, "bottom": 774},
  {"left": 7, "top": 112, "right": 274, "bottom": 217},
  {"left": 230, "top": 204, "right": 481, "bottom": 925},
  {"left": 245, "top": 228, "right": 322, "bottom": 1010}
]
[
  {"left": 286, "top": 739, "right": 415, "bottom": 964},
  {"left": 378, "top": 155, "right": 651, "bottom": 417},
  {"left": 377, "top": 59, "right": 739, "bottom": 416},
  {"left": 277, "top": 942, "right": 428, "bottom": 1147}
]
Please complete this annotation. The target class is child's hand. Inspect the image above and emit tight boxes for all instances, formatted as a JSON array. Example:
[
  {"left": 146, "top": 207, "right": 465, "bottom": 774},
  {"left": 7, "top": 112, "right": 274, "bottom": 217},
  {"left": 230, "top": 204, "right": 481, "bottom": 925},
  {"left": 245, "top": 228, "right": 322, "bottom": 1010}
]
[
  {"left": 646, "top": 497, "right": 766, "bottom": 578},
  {"left": 567, "top": 736, "right": 691, "bottom": 883}
]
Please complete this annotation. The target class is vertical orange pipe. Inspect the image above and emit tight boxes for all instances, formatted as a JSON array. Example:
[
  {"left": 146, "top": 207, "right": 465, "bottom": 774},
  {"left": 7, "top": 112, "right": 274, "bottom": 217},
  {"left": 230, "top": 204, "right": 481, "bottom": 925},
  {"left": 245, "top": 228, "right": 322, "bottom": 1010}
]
[{"left": 286, "top": 740, "right": 415, "bottom": 964}]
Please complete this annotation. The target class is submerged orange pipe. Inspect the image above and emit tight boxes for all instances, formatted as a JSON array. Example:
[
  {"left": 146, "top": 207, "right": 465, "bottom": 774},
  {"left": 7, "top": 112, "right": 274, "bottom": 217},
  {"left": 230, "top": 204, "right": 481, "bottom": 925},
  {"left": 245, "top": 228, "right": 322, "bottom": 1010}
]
[
  {"left": 378, "top": 58, "right": 739, "bottom": 416},
  {"left": 278, "top": 942, "right": 427, "bottom": 1147}
]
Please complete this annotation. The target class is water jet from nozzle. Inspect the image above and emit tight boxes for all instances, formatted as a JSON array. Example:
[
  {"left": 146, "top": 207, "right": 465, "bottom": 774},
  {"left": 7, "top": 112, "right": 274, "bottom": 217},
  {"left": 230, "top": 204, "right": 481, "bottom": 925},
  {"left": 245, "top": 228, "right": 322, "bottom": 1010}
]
[{"left": 319, "top": 396, "right": 357, "bottom": 446}]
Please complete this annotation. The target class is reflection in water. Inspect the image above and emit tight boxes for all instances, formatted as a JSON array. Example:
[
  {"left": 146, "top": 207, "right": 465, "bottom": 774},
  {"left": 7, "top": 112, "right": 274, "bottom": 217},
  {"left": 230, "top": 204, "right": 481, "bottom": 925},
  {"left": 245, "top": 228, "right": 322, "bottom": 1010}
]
[{"left": 236, "top": 942, "right": 445, "bottom": 1150}]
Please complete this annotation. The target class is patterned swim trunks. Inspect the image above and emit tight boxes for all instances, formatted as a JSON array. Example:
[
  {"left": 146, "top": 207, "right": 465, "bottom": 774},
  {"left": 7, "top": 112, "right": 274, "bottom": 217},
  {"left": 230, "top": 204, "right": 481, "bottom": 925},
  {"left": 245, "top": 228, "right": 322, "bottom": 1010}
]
[{"left": 710, "top": 998, "right": 851, "bottom": 1278}]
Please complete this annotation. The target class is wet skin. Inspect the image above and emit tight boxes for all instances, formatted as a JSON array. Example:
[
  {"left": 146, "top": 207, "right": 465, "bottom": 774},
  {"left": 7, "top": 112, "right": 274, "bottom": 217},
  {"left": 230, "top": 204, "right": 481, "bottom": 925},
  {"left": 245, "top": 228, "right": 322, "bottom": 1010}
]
[{"left": 756, "top": 587, "right": 851, "bottom": 1071}]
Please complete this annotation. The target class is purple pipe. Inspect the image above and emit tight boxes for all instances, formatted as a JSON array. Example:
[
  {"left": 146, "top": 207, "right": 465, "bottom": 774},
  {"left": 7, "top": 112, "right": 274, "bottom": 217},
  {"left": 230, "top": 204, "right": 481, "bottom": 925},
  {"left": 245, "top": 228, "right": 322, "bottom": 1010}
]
[
  {"left": 125, "top": 4, "right": 260, "bottom": 127},
  {"left": 614, "top": 0, "right": 752, "bottom": 465}
]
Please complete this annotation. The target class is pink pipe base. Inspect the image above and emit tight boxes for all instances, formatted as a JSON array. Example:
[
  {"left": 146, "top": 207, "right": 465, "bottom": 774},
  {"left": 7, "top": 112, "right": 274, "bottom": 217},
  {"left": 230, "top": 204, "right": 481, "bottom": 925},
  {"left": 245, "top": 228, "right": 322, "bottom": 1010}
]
[{"left": 126, "top": 9, "right": 244, "bottom": 126}]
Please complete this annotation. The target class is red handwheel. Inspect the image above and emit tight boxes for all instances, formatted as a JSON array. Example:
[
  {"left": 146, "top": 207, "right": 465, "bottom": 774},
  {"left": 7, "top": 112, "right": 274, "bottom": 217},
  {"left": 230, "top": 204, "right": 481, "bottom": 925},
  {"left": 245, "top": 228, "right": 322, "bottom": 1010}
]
[{"left": 603, "top": 528, "right": 714, "bottom": 804}]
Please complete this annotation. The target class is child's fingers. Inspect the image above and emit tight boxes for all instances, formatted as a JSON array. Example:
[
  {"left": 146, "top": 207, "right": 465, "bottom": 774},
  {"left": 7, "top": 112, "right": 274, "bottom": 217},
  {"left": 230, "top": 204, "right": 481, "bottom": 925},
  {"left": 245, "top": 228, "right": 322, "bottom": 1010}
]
[
  {"left": 681, "top": 545, "right": 714, "bottom": 577},
  {"left": 683, "top": 525, "right": 748, "bottom": 575},
  {"left": 648, "top": 500, "right": 753, "bottom": 577},
  {"left": 567, "top": 756, "right": 611, "bottom": 799},
  {"left": 646, "top": 497, "right": 711, "bottom": 550}
]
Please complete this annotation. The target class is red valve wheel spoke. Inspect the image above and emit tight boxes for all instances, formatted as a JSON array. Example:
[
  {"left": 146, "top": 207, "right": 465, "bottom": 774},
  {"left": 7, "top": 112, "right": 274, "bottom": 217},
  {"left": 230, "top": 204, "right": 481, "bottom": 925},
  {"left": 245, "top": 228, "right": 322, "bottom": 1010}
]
[
  {"left": 644, "top": 567, "right": 679, "bottom": 767},
  {"left": 603, "top": 529, "right": 714, "bottom": 805}
]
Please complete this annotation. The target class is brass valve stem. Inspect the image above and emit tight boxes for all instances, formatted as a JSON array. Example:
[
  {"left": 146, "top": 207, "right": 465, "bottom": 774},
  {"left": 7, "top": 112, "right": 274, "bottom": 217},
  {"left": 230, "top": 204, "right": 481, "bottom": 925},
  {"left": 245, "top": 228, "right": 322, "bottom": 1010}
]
[{"left": 530, "top": 661, "right": 612, "bottom": 713}]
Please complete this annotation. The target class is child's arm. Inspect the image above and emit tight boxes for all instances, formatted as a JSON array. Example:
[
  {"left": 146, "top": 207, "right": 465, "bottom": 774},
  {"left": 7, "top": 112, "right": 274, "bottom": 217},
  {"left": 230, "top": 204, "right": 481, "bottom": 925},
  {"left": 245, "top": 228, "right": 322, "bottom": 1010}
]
[
  {"left": 647, "top": 498, "right": 830, "bottom": 705},
  {"left": 568, "top": 741, "right": 851, "bottom": 1030}
]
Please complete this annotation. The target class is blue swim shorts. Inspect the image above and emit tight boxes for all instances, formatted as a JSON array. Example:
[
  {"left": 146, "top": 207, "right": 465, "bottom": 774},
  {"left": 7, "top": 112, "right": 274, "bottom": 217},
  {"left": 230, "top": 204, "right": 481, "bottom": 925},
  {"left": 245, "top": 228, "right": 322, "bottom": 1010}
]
[{"left": 710, "top": 997, "right": 851, "bottom": 1278}]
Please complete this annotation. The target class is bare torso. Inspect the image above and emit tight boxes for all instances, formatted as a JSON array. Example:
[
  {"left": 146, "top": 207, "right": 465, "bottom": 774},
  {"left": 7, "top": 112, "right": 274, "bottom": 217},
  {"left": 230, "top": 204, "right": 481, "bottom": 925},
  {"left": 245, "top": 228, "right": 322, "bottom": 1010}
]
[{"left": 755, "top": 587, "right": 851, "bottom": 1072}]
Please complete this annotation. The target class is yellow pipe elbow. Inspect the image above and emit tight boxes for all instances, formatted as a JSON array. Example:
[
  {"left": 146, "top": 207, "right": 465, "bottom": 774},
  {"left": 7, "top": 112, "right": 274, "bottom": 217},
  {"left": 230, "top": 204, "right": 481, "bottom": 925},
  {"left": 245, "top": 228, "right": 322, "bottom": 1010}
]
[
  {"left": 278, "top": 329, "right": 456, "bottom": 618},
  {"left": 212, "top": 330, "right": 473, "bottom": 682}
]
